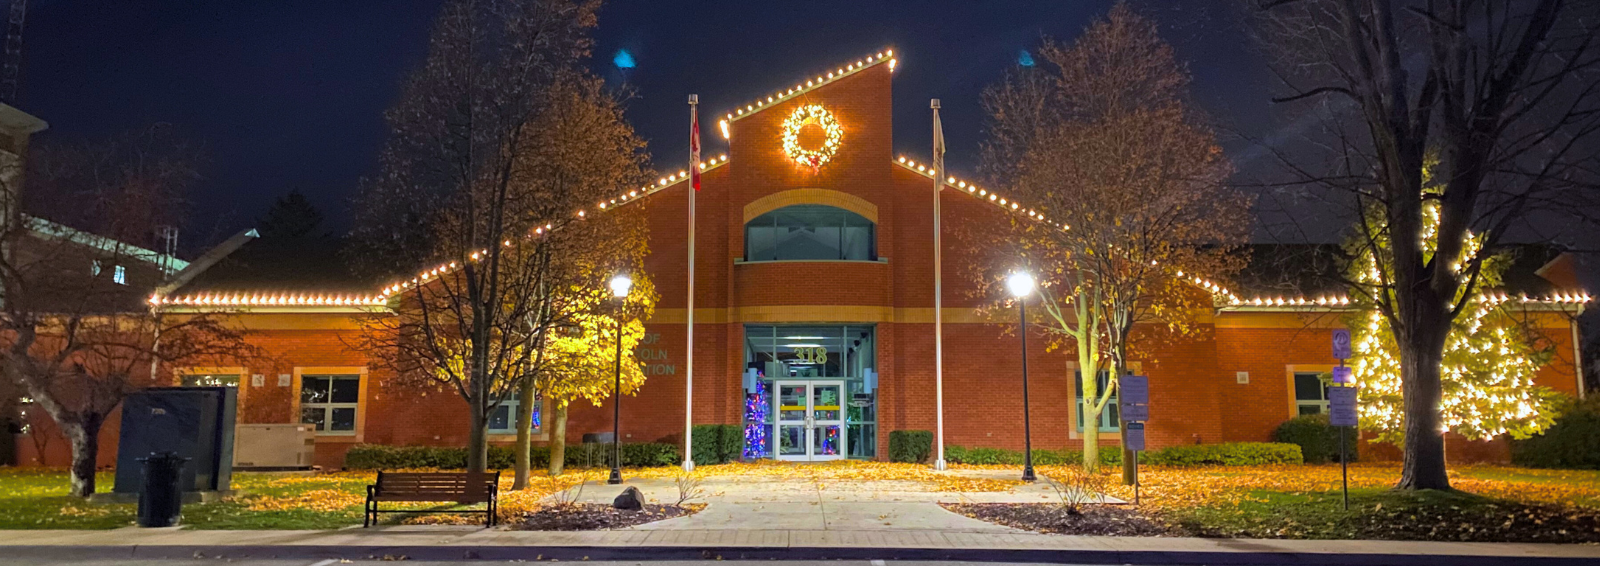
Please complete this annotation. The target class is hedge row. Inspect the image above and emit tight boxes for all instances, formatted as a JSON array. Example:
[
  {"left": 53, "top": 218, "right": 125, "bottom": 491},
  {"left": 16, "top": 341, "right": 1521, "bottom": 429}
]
[
  {"left": 888, "top": 430, "right": 933, "bottom": 463},
  {"left": 344, "top": 442, "right": 680, "bottom": 470},
  {"left": 944, "top": 442, "right": 1302, "bottom": 467},
  {"left": 690, "top": 424, "right": 744, "bottom": 465},
  {"left": 1141, "top": 442, "right": 1302, "bottom": 466},
  {"left": 1513, "top": 398, "right": 1600, "bottom": 470},
  {"left": 1273, "top": 414, "right": 1359, "bottom": 464},
  {"left": 944, "top": 445, "right": 1123, "bottom": 466}
]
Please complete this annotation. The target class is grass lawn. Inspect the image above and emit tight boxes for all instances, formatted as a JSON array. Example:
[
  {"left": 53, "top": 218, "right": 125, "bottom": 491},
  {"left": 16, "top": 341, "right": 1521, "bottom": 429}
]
[
  {"left": 0, "top": 467, "right": 594, "bottom": 530},
  {"left": 5, "top": 461, "right": 1599, "bottom": 540},
  {"left": 0, "top": 460, "right": 1010, "bottom": 530},
  {"left": 1042, "top": 463, "right": 1600, "bottom": 542}
]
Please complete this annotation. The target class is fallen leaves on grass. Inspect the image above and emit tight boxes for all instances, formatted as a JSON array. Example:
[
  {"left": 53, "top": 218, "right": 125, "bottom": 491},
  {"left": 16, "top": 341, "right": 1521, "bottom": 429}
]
[
  {"left": 944, "top": 502, "right": 1172, "bottom": 536},
  {"left": 513, "top": 503, "right": 702, "bottom": 531}
]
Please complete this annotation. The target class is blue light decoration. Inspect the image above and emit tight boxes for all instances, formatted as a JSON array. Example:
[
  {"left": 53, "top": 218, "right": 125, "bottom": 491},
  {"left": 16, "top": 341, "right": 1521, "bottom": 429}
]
[
  {"left": 613, "top": 49, "right": 636, "bottom": 69},
  {"left": 820, "top": 426, "right": 839, "bottom": 455},
  {"left": 1017, "top": 49, "right": 1035, "bottom": 67},
  {"left": 743, "top": 378, "right": 769, "bottom": 458}
]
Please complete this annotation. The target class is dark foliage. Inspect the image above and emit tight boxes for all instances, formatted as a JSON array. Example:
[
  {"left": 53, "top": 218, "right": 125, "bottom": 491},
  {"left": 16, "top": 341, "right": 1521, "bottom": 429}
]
[
  {"left": 1512, "top": 398, "right": 1600, "bottom": 470},
  {"left": 344, "top": 442, "right": 679, "bottom": 470},
  {"left": 887, "top": 430, "right": 932, "bottom": 463},
  {"left": 944, "top": 445, "right": 1121, "bottom": 466},
  {"left": 1273, "top": 414, "right": 1358, "bottom": 464},
  {"left": 690, "top": 424, "right": 742, "bottom": 465}
]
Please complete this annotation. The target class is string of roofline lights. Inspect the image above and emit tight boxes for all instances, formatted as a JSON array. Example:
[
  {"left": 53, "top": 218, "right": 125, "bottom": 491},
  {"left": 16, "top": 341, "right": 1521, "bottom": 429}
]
[
  {"left": 148, "top": 45, "right": 1588, "bottom": 311},
  {"left": 718, "top": 48, "right": 897, "bottom": 139},
  {"left": 367, "top": 157, "right": 732, "bottom": 301},
  {"left": 150, "top": 292, "right": 386, "bottom": 307},
  {"left": 353, "top": 49, "right": 901, "bottom": 305},
  {"left": 150, "top": 49, "right": 896, "bottom": 309},
  {"left": 893, "top": 155, "right": 1592, "bottom": 310}
]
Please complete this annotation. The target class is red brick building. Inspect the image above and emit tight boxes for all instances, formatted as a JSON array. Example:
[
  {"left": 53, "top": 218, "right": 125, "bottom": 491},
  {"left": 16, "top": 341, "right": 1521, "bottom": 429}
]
[{"left": 16, "top": 51, "right": 1588, "bottom": 469}]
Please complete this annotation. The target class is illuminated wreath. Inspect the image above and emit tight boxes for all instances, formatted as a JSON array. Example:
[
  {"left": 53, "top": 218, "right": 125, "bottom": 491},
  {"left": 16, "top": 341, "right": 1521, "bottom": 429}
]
[{"left": 780, "top": 104, "right": 843, "bottom": 168}]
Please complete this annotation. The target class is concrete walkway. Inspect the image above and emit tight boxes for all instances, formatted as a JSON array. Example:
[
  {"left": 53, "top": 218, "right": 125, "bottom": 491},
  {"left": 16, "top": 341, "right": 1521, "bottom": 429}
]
[
  {"left": 4, "top": 526, "right": 1599, "bottom": 565},
  {"left": 553, "top": 468, "right": 1099, "bottom": 533}
]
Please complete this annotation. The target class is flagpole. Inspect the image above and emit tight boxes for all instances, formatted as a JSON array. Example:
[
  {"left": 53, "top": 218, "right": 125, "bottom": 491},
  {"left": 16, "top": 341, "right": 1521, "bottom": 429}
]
[
  {"left": 684, "top": 94, "right": 698, "bottom": 472},
  {"left": 931, "top": 99, "right": 947, "bottom": 471}
]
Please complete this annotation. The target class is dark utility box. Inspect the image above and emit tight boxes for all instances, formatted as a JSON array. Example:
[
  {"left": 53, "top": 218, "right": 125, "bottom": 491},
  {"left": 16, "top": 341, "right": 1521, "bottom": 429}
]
[{"left": 113, "top": 387, "right": 237, "bottom": 494}]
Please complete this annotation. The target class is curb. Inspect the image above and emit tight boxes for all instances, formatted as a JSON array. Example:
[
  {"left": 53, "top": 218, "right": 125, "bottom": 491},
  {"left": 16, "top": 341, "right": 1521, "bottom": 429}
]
[{"left": 3, "top": 545, "right": 1597, "bottom": 566}]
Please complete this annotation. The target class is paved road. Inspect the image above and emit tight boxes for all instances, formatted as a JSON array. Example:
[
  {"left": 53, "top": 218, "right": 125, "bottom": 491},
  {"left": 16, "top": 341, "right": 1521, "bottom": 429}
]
[{"left": 0, "top": 561, "right": 1109, "bottom": 566}]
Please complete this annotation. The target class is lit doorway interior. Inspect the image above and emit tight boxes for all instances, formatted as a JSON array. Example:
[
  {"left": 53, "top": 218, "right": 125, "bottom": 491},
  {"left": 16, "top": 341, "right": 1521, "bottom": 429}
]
[{"left": 773, "top": 380, "right": 845, "bottom": 461}]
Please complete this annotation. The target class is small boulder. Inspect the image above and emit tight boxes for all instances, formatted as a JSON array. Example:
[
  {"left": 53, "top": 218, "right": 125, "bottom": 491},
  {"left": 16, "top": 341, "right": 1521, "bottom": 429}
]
[{"left": 612, "top": 486, "right": 644, "bottom": 510}]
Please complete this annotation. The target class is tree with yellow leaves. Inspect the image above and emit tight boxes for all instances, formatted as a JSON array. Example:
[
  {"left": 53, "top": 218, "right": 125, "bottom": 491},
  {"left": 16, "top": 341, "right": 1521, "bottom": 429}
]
[{"left": 534, "top": 276, "right": 656, "bottom": 475}]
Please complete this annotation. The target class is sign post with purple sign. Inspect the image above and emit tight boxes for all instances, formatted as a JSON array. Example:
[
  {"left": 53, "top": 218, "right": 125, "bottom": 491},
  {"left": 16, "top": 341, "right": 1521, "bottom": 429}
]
[
  {"left": 1332, "top": 329, "right": 1352, "bottom": 360},
  {"left": 1124, "top": 422, "right": 1145, "bottom": 451},
  {"left": 1119, "top": 375, "right": 1149, "bottom": 422},
  {"left": 1328, "top": 384, "right": 1358, "bottom": 510},
  {"left": 1328, "top": 386, "right": 1358, "bottom": 427},
  {"left": 1118, "top": 376, "right": 1150, "bottom": 506}
]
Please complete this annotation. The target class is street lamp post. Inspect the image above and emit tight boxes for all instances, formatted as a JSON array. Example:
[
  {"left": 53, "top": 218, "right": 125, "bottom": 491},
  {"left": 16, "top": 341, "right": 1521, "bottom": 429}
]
[
  {"left": 1006, "top": 272, "right": 1037, "bottom": 482},
  {"left": 607, "top": 274, "right": 632, "bottom": 485}
]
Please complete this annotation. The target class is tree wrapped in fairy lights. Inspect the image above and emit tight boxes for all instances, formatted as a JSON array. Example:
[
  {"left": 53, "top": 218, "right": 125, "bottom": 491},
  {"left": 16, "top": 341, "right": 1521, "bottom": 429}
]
[{"left": 1349, "top": 195, "right": 1561, "bottom": 445}]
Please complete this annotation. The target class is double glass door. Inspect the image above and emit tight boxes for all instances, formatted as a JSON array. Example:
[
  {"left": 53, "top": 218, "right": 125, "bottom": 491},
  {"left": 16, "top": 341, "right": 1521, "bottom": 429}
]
[{"left": 774, "top": 381, "right": 845, "bottom": 461}]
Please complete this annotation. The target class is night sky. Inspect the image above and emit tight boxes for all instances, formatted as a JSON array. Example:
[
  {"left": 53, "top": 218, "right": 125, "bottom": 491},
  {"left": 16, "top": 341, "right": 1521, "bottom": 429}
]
[{"left": 21, "top": 1, "right": 1282, "bottom": 248}]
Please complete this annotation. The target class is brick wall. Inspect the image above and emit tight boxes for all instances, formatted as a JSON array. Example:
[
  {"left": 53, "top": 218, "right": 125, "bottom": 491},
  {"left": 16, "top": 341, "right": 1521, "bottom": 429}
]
[{"left": 17, "top": 55, "right": 1586, "bottom": 470}]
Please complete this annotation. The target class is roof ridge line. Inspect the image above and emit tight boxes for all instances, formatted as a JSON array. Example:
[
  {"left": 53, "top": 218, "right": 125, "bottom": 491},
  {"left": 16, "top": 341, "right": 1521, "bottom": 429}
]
[{"left": 719, "top": 48, "right": 897, "bottom": 134}]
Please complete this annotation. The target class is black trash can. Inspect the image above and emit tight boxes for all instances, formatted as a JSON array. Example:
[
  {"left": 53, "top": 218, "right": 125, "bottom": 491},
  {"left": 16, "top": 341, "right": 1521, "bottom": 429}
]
[{"left": 137, "top": 452, "right": 188, "bottom": 527}]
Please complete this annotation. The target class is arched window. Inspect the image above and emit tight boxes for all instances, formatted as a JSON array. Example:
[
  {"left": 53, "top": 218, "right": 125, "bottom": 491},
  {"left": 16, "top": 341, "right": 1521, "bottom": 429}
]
[{"left": 744, "top": 204, "right": 876, "bottom": 261}]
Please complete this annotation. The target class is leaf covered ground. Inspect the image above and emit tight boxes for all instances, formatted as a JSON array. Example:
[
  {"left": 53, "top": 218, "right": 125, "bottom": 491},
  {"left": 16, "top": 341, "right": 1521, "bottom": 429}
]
[
  {"left": 1015, "top": 463, "right": 1600, "bottom": 542},
  {"left": 3, "top": 461, "right": 1598, "bottom": 540}
]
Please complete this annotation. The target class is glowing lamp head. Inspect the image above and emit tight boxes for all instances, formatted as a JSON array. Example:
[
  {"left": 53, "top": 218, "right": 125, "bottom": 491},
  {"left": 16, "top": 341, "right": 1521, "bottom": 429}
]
[
  {"left": 1006, "top": 272, "right": 1036, "bottom": 298},
  {"left": 609, "top": 274, "right": 633, "bottom": 298}
]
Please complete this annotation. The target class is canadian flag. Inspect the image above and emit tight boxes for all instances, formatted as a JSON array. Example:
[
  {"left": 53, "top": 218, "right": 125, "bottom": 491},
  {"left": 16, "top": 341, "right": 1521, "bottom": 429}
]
[{"left": 690, "top": 104, "right": 702, "bottom": 191}]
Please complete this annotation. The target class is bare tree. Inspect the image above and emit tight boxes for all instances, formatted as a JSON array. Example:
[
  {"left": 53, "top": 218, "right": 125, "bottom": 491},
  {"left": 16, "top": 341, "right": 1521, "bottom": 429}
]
[
  {"left": 0, "top": 125, "right": 253, "bottom": 496},
  {"left": 979, "top": 3, "right": 1249, "bottom": 478},
  {"left": 350, "top": 0, "right": 650, "bottom": 475},
  {"left": 1252, "top": 0, "right": 1600, "bottom": 490}
]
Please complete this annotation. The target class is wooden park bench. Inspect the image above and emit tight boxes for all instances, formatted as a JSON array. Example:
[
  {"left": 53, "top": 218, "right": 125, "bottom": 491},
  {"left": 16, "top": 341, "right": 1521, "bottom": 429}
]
[{"left": 364, "top": 471, "right": 500, "bottom": 527}]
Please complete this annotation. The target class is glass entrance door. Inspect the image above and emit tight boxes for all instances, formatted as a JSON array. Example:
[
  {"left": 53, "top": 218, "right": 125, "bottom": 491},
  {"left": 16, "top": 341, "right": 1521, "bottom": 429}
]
[{"left": 774, "top": 380, "right": 846, "bottom": 461}]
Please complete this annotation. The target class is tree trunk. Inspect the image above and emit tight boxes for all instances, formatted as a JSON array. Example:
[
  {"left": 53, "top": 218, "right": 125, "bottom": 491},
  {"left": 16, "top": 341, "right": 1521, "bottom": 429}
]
[
  {"left": 1081, "top": 399, "right": 1100, "bottom": 474},
  {"left": 65, "top": 417, "right": 103, "bottom": 497},
  {"left": 1120, "top": 431, "right": 1136, "bottom": 486},
  {"left": 512, "top": 377, "right": 537, "bottom": 489},
  {"left": 1397, "top": 325, "right": 1451, "bottom": 490},
  {"left": 548, "top": 404, "right": 568, "bottom": 476},
  {"left": 1115, "top": 362, "right": 1136, "bottom": 486},
  {"left": 467, "top": 388, "right": 488, "bottom": 473}
]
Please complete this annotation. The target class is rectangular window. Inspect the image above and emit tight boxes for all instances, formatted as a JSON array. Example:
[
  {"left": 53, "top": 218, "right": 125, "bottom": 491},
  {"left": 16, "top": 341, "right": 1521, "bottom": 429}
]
[
  {"left": 1294, "top": 372, "right": 1330, "bottom": 415},
  {"left": 488, "top": 392, "right": 541, "bottom": 434},
  {"left": 91, "top": 260, "right": 103, "bottom": 277},
  {"left": 1074, "top": 371, "right": 1121, "bottom": 432},
  {"left": 300, "top": 375, "right": 360, "bottom": 434},
  {"left": 113, "top": 265, "right": 127, "bottom": 285}
]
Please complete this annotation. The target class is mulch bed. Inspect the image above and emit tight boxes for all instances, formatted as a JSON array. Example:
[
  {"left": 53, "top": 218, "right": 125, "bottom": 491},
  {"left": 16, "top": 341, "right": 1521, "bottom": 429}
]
[
  {"left": 942, "top": 503, "right": 1176, "bottom": 537},
  {"left": 513, "top": 503, "right": 701, "bottom": 531}
]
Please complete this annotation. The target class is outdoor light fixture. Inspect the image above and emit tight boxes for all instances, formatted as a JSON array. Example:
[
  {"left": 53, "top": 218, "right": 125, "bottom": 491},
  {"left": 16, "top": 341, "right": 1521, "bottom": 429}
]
[
  {"left": 1007, "top": 270, "right": 1037, "bottom": 482},
  {"left": 1006, "top": 271, "right": 1036, "bottom": 298},
  {"left": 610, "top": 274, "right": 633, "bottom": 298},
  {"left": 609, "top": 273, "right": 632, "bottom": 485}
]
